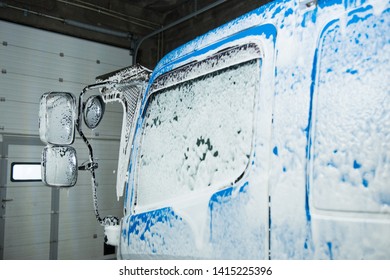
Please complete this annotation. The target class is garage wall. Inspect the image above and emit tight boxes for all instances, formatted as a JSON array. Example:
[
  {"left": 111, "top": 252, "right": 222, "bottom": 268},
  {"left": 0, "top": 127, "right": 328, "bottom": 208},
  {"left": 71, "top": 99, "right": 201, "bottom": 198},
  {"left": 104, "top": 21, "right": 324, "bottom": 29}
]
[
  {"left": 0, "top": 20, "right": 131, "bottom": 259},
  {"left": 57, "top": 139, "right": 123, "bottom": 260},
  {"left": 0, "top": 20, "right": 129, "bottom": 137}
]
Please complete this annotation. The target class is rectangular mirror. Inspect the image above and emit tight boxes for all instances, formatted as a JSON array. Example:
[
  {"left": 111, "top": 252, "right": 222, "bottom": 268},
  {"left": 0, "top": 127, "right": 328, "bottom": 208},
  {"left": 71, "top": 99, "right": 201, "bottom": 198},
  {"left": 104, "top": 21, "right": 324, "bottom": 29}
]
[
  {"left": 41, "top": 145, "right": 78, "bottom": 187},
  {"left": 39, "top": 92, "right": 76, "bottom": 145}
]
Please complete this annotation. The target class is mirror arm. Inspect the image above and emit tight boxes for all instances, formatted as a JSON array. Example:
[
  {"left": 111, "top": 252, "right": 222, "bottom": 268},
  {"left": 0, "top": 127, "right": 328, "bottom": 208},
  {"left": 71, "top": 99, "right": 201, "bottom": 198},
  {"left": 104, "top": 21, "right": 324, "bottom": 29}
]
[
  {"left": 78, "top": 161, "right": 98, "bottom": 171},
  {"left": 76, "top": 82, "right": 118, "bottom": 226}
]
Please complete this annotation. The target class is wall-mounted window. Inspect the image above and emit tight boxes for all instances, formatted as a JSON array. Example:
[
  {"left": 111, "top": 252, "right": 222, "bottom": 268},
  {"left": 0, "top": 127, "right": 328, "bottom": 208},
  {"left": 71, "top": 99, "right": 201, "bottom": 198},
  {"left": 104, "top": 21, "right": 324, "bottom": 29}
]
[{"left": 11, "top": 162, "right": 41, "bottom": 182}]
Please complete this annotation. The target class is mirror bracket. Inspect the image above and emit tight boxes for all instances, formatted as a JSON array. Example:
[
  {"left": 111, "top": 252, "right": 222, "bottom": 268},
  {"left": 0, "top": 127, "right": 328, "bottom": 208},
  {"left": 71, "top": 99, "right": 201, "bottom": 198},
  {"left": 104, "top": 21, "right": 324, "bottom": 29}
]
[{"left": 78, "top": 161, "right": 98, "bottom": 171}]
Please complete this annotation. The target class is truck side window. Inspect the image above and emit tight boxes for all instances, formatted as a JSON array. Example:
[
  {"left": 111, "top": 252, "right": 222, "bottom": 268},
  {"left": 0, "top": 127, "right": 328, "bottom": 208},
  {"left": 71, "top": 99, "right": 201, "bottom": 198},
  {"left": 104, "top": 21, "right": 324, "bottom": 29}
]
[
  {"left": 312, "top": 8, "right": 390, "bottom": 212},
  {"left": 135, "top": 52, "right": 260, "bottom": 209}
]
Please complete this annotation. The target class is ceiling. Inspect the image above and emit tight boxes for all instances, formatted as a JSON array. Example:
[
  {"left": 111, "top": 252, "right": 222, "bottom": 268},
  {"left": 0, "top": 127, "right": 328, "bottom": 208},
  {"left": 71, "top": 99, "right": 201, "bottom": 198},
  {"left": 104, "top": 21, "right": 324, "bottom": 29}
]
[
  {"left": 0, "top": 0, "right": 198, "bottom": 42},
  {"left": 0, "top": 0, "right": 272, "bottom": 67}
]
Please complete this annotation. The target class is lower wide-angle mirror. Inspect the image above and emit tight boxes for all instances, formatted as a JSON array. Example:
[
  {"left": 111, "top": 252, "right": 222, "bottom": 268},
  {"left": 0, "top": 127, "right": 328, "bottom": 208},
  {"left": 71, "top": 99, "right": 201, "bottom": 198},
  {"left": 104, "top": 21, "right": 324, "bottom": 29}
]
[{"left": 41, "top": 145, "right": 78, "bottom": 187}]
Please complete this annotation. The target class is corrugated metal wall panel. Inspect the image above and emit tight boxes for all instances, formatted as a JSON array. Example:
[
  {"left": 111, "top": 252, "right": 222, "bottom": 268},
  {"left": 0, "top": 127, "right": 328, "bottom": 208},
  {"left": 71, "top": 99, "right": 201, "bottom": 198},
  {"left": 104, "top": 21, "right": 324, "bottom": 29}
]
[
  {"left": 0, "top": 102, "right": 41, "bottom": 135},
  {"left": 1, "top": 20, "right": 130, "bottom": 259},
  {"left": 55, "top": 151, "right": 123, "bottom": 260},
  {"left": 0, "top": 20, "right": 130, "bottom": 138},
  {"left": 71, "top": 139, "right": 121, "bottom": 162},
  {"left": 1, "top": 139, "right": 51, "bottom": 260},
  {"left": 0, "top": 21, "right": 131, "bottom": 66},
  {"left": 4, "top": 241, "right": 50, "bottom": 260},
  {"left": 3, "top": 185, "right": 51, "bottom": 216},
  {"left": 0, "top": 74, "right": 123, "bottom": 113},
  {"left": 0, "top": 75, "right": 70, "bottom": 103},
  {"left": 7, "top": 144, "right": 42, "bottom": 159},
  {"left": 0, "top": 46, "right": 125, "bottom": 85},
  {"left": 68, "top": 172, "right": 118, "bottom": 190},
  {"left": 4, "top": 214, "right": 51, "bottom": 247},
  {"left": 0, "top": 85, "right": 123, "bottom": 138},
  {"left": 58, "top": 238, "right": 108, "bottom": 260},
  {"left": 59, "top": 160, "right": 121, "bottom": 210},
  {"left": 57, "top": 152, "right": 123, "bottom": 260},
  {"left": 58, "top": 209, "right": 101, "bottom": 239}
]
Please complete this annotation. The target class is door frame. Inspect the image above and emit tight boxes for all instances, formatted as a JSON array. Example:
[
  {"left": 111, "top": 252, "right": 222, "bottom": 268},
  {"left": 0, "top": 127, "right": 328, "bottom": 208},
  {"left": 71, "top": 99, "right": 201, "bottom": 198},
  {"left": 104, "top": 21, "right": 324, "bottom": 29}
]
[{"left": 0, "top": 135, "right": 59, "bottom": 260}]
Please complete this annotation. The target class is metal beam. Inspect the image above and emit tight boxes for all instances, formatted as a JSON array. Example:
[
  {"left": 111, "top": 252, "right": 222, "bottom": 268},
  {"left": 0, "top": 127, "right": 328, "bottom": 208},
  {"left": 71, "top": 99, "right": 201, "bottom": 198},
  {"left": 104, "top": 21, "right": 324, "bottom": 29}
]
[{"left": 134, "top": 0, "right": 228, "bottom": 63}]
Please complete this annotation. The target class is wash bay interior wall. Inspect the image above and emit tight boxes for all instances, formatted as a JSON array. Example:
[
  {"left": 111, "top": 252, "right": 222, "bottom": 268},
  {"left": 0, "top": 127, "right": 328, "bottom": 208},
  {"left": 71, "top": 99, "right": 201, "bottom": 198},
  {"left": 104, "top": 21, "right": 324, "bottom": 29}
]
[{"left": 0, "top": 20, "right": 131, "bottom": 259}]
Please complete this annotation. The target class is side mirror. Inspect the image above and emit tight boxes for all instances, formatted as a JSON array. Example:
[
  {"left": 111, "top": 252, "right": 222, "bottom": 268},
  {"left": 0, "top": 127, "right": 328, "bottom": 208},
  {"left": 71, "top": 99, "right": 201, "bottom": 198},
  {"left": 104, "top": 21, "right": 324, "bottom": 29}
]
[
  {"left": 41, "top": 146, "right": 78, "bottom": 187},
  {"left": 39, "top": 92, "right": 76, "bottom": 145},
  {"left": 39, "top": 92, "right": 78, "bottom": 187},
  {"left": 84, "top": 95, "right": 105, "bottom": 129}
]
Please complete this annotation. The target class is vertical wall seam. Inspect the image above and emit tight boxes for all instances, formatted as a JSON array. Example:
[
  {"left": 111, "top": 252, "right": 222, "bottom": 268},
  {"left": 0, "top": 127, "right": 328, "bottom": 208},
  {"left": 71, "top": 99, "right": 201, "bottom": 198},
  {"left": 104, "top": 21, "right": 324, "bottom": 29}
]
[
  {"left": 50, "top": 188, "right": 60, "bottom": 260},
  {"left": 0, "top": 137, "right": 8, "bottom": 260}
]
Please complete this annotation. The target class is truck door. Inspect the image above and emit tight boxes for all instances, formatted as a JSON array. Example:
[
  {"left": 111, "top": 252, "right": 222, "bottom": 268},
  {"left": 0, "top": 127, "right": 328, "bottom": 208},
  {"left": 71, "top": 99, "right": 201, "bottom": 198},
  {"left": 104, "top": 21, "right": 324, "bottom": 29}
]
[
  {"left": 309, "top": 4, "right": 390, "bottom": 259},
  {"left": 120, "top": 25, "right": 276, "bottom": 259}
]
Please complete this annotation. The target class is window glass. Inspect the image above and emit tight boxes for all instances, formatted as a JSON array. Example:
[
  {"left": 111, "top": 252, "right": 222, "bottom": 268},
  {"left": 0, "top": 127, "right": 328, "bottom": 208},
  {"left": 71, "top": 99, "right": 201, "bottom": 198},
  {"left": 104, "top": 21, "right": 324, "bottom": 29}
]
[
  {"left": 11, "top": 163, "right": 42, "bottom": 181},
  {"left": 312, "top": 9, "right": 390, "bottom": 212},
  {"left": 136, "top": 59, "right": 260, "bottom": 208}
]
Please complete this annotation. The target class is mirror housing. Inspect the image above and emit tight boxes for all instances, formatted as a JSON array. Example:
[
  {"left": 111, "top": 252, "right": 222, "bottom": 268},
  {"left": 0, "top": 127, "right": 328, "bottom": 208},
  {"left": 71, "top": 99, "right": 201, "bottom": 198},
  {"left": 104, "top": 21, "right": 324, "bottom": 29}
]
[
  {"left": 83, "top": 95, "right": 105, "bottom": 129},
  {"left": 39, "top": 92, "right": 76, "bottom": 145},
  {"left": 41, "top": 145, "right": 78, "bottom": 187}
]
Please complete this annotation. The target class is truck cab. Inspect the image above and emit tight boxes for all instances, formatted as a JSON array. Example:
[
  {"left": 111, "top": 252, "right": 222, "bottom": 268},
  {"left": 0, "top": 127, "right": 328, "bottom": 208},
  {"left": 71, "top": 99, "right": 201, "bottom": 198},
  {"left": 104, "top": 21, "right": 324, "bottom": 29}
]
[{"left": 39, "top": 0, "right": 390, "bottom": 259}]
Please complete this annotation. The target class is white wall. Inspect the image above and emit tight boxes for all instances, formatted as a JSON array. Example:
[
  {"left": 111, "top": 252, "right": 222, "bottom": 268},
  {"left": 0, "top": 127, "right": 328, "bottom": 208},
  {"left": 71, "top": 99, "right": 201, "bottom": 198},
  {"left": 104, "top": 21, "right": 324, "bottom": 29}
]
[
  {"left": 0, "top": 20, "right": 131, "bottom": 259},
  {"left": 0, "top": 20, "right": 130, "bottom": 137}
]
